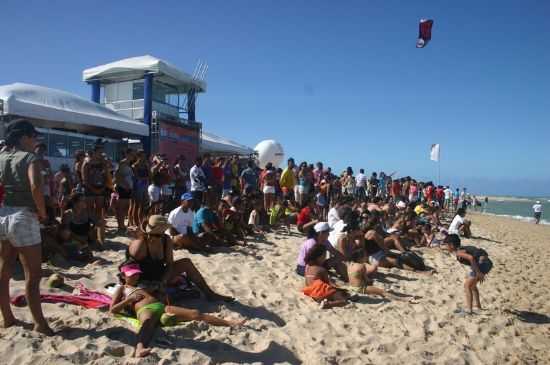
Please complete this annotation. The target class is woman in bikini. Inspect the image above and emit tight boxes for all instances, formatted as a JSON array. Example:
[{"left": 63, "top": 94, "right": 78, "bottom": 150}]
[
  {"left": 302, "top": 244, "right": 350, "bottom": 309},
  {"left": 110, "top": 263, "right": 245, "bottom": 357},
  {"left": 126, "top": 215, "right": 233, "bottom": 302}
]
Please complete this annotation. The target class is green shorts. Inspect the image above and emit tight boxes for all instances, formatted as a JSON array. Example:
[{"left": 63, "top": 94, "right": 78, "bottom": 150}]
[{"left": 136, "top": 302, "right": 165, "bottom": 321}]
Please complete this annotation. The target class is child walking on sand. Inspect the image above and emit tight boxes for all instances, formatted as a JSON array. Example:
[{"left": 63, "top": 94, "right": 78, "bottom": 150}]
[
  {"left": 110, "top": 263, "right": 245, "bottom": 358},
  {"left": 445, "top": 234, "right": 493, "bottom": 315}
]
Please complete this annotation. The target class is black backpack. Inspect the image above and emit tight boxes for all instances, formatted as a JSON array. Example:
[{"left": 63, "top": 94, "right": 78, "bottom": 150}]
[{"left": 398, "top": 251, "right": 426, "bottom": 271}]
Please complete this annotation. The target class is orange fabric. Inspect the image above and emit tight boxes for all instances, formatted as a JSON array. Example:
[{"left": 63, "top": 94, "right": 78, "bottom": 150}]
[{"left": 302, "top": 279, "right": 336, "bottom": 300}]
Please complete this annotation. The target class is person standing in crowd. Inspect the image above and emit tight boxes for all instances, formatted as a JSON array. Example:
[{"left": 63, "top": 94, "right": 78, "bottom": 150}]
[
  {"left": 355, "top": 169, "right": 367, "bottom": 202},
  {"left": 189, "top": 156, "right": 206, "bottom": 210},
  {"left": 260, "top": 163, "right": 276, "bottom": 211},
  {"left": 129, "top": 150, "right": 149, "bottom": 228},
  {"left": 377, "top": 172, "right": 386, "bottom": 199},
  {"left": 55, "top": 164, "right": 73, "bottom": 218},
  {"left": 0, "top": 120, "right": 53, "bottom": 335},
  {"left": 172, "top": 155, "right": 188, "bottom": 202},
  {"left": 211, "top": 157, "right": 224, "bottom": 200},
  {"left": 313, "top": 162, "right": 324, "bottom": 193},
  {"left": 444, "top": 186, "right": 453, "bottom": 211},
  {"left": 113, "top": 149, "right": 136, "bottom": 233},
  {"left": 73, "top": 150, "right": 86, "bottom": 192},
  {"left": 221, "top": 157, "right": 233, "bottom": 197},
  {"left": 341, "top": 167, "right": 355, "bottom": 197},
  {"left": 34, "top": 143, "right": 54, "bottom": 222},
  {"left": 240, "top": 160, "right": 258, "bottom": 196},
  {"left": 81, "top": 139, "right": 110, "bottom": 246},
  {"left": 409, "top": 180, "right": 419, "bottom": 203},
  {"left": 532, "top": 201, "right": 543, "bottom": 224},
  {"left": 230, "top": 155, "right": 241, "bottom": 195},
  {"left": 201, "top": 154, "right": 213, "bottom": 205}
]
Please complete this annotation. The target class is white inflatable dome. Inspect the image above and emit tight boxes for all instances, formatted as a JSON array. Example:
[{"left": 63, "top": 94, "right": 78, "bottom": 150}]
[{"left": 254, "top": 140, "right": 284, "bottom": 168}]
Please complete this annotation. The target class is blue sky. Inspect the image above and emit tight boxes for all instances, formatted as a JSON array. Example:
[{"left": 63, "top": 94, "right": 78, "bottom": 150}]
[{"left": 2, "top": 0, "right": 549, "bottom": 196}]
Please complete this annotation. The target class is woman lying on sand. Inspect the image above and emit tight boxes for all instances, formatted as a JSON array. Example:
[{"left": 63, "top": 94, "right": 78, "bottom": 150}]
[
  {"left": 445, "top": 234, "right": 492, "bottom": 315},
  {"left": 110, "top": 263, "right": 246, "bottom": 358},
  {"left": 302, "top": 244, "right": 351, "bottom": 309}
]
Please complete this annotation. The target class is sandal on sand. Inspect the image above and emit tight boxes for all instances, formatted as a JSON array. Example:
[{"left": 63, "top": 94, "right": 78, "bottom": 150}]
[
  {"left": 319, "top": 299, "right": 329, "bottom": 309},
  {"left": 454, "top": 308, "right": 473, "bottom": 317}
]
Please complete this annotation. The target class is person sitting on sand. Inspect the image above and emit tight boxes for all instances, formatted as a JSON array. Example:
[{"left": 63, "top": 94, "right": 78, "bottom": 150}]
[
  {"left": 126, "top": 215, "right": 233, "bottom": 302},
  {"left": 448, "top": 208, "right": 471, "bottom": 238},
  {"left": 296, "top": 199, "right": 319, "bottom": 233},
  {"left": 347, "top": 250, "right": 417, "bottom": 302},
  {"left": 59, "top": 192, "right": 96, "bottom": 261},
  {"left": 445, "top": 234, "right": 492, "bottom": 314},
  {"left": 110, "top": 263, "right": 245, "bottom": 358},
  {"left": 296, "top": 222, "right": 349, "bottom": 281},
  {"left": 167, "top": 193, "right": 210, "bottom": 252},
  {"left": 302, "top": 244, "right": 351, "bottom": 309},
  {"left": 193, "top": 198, "right": 236, "bottom": 246}
]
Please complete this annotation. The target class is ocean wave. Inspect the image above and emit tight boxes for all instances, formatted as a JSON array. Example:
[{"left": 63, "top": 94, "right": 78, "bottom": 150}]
[{"left": 482, "top": 212, "right": 550, "bottom": 225}]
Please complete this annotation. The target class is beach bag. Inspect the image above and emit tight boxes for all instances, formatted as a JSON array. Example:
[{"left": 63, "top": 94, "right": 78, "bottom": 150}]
[{"left": 398, "top": 251, "right": 426, "bottom": 271}]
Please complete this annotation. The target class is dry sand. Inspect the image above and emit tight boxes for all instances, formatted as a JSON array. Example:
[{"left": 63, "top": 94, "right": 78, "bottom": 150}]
[{"left": 1, "top": 213, "right": 550, "bottom": 365}]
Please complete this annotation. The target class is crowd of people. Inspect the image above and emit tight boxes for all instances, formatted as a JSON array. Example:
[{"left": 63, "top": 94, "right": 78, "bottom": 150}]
[{"left": 0, "top": 119, "right": 493, "bottom": 357}]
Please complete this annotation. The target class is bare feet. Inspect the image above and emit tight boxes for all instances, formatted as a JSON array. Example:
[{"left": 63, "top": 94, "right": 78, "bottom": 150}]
[
  {"left": 34, "top": 323, "right": 55, "bottom": 336},
  {"left": 133, "top": 347, "right": 152, "bottom": 358},
  {"left": 1, "top": 316, "right": 17, "bottom": 328}
]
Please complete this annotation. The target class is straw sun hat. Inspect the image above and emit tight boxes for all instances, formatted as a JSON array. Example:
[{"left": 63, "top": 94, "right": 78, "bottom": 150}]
[{"left": 142, "top": 215, "right": 170, "bottom": 235}]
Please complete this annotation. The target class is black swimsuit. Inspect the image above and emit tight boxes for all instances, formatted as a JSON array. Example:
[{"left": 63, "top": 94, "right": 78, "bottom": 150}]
[{"left": 126, "top": 235, "right": 168, "bottom": 282}]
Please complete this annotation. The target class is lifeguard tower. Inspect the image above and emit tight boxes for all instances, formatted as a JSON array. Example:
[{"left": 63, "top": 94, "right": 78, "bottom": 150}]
[{"left": 83, "top": 55, "right": 207, "bottom": 162}]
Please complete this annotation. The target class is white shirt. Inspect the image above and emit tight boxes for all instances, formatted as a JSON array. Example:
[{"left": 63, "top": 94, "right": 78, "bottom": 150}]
[
  {"left": 448, "top": 215, "right": 464, "bottom": 235},
  {"left": 190, "top": 165, "right": 206, "bottom": 192},
  {"left": 355, "top": 173, "right": 367, "bottom": 188},
  {"left": 148, "top": 184, "right": 161, "bottom": 203},
  {"left": 167, "top": 206, "right": 195, "bottom": 235},
  {"left": 533, "top": 204, "right": 543, "bottom": 213},
  {"left": 328, "top": 220, "right": 346, "bottom": 248},
  {"left": 444, "top": 188, "right": 452, "bottom": 199},
  {"left": 327, "top": 207, "right": 340, "bottom": 228}
]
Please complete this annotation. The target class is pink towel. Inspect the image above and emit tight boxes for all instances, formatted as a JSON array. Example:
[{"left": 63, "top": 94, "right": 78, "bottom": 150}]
[{"left": 10, "top": 283, "right": 112, "bottom": 309}]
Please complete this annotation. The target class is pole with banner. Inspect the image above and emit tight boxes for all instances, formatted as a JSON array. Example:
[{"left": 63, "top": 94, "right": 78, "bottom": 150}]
[{"left": 430, "top": 144, "right": 440, "bottom": 185}]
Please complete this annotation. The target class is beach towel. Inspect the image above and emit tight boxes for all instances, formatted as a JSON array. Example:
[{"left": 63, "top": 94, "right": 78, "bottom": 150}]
[
  {"left": 10, "top": 284, "right": 111, "bottom": 309},
  {"left": 302, "top": 279, "right": 337, "bottom": 301}
]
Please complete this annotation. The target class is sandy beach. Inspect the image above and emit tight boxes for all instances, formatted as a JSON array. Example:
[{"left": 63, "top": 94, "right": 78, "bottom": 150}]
[{"left": 1, "top": 213, "right": 549, "bottom": 365}]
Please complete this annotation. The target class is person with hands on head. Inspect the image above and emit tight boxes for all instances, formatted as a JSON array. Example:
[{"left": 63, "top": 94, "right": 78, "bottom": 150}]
[
  {"left": 0, "top": 119, "right": 53, "bottom": 335},
  {"left": 445, "top": 234, "right": 493, "bottom": 315}
]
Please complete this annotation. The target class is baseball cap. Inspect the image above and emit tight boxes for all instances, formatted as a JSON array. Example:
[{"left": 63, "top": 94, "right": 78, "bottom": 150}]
[
  {"left": 120, "top": 263, "right": 142, "bottom": 277},
  {"left": 6, "top": 119, "right": 41, "bottom": 139},
  {"left": 314, "top": 222, "right": 331, "bottom": 233},
  {"left": 181, "top": 192, "right": 194, "bottom": 201}
]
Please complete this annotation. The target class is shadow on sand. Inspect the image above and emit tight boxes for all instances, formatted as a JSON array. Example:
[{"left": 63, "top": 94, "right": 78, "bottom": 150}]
[
  {"left": 505, "top": 309, "right": 550, "bottom": 324},
  {"left": 158, "top": 338, "right": 302, "bottom": 364}
]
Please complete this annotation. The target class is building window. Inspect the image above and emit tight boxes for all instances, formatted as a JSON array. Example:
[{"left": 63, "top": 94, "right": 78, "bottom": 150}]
[
  {"left": 68, "top": 136, "right": 84, "bottom": 157},
  {"left": 133, "top": 81, "right": 144, "bottom": 100},
  {"left": 49, "top": 133, "right": 68, "bottom": 158}
]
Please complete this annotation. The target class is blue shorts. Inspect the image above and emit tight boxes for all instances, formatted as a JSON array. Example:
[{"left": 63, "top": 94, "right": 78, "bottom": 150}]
[{"left": 469, "top": 258, "right": 493, "bottom": 277}]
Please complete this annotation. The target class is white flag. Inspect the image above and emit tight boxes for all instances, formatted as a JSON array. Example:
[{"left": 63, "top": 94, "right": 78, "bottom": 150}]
[{"left": 430, "top": 144, "right": 440, "bottom": 162}]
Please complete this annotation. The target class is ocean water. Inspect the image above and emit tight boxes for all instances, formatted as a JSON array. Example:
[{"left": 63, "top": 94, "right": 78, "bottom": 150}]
[{"left": 473, "top": 197, "right": 550, "bottom": 225}]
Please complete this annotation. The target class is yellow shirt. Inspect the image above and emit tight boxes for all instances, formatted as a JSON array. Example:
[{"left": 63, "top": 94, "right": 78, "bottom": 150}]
[
  {"left": 279, "top": 168, "right": 296, "bottom": 190},
  {"left": 414, "top": 205, "right": 425, "bottom": 215}
]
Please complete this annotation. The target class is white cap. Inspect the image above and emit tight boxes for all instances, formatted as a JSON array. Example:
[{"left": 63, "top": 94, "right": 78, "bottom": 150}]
[
  {"left": 314, "top": 222, "right": 331, "bottom": 233},
  {"left": 397, "top": 201, "right": 407, "bottom": 209},
  {"left": 536, "top": 201, "right": 540, "bottom": 204}
]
